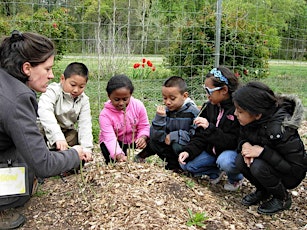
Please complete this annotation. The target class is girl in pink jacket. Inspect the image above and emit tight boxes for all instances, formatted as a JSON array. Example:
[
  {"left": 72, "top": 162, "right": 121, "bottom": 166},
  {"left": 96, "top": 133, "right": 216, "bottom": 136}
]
[{"left": 99, "top": 75, "right": 150, "bottom": 163}]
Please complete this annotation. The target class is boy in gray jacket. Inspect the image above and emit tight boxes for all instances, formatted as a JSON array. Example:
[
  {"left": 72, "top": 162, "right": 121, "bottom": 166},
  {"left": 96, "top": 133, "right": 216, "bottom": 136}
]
[{"left": 135, "top": 76, "right": 199, "bottom": 170}]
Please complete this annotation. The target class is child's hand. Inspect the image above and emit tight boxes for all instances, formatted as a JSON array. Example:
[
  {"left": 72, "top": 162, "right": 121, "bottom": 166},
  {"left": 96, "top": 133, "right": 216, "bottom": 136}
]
[
  {"left": 135, "top": 136, "right": 147, "bottom": 149},
  {"left": 115, "top": 154, "right": 127, "bottom": 162},
  {"left": 178, "top": 151, "right": 189, "bottom": 165},
  {"left": 56, "top": 140, "right": 69, "bottom": 151},
  {"left": 164, "top": 134, "right": 171, "bottom": 145},
  {"left": 156, "top": 105, "right": 166, "bottom": 116},
  {"left": 193, "top": 117, "right": 209, "bottom": 129},
  {"left": 242, "top": 142, "right": 263, "bottom": 158},
  {"left": 243, "top": 156, "right": 254, "bottom": 167}
]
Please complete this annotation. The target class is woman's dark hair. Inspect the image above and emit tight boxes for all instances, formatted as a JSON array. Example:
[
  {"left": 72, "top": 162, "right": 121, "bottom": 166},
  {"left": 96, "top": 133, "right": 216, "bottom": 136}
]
[
  {"left": 106, "top": 74, "right": 134, "bottom": 96},
  {"left": 206, "top": 66, "right": 239, "bottom": 96},
  {"left": 233, "top": 81, "right": 278, "bottom": 116},
  {"left": 0, "top": 30, "right": 55, "bottom": 83},
  {"left": 64, "top": 62, "right": 89, "bottom": 81}
]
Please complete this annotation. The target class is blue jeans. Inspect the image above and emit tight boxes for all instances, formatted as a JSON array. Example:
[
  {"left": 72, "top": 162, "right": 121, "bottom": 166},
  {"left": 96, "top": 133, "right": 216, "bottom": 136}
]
[{"left": 180, "top": 150, "right": 243, "bottom": 184}]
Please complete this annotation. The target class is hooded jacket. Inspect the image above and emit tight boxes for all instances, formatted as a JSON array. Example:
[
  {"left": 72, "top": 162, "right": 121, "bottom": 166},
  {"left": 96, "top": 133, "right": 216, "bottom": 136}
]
[
  {"left": 238, "top": 95, "right": 307, "bottom": 179},
  {"left": 99, "top": 96, "right": 150, "bottom": 159},
  {"left": 183, "top": 97, "right": 240, "bottom": 161},
  {"left": 150, "top": 97, "right": 199, "bottom": 145}
]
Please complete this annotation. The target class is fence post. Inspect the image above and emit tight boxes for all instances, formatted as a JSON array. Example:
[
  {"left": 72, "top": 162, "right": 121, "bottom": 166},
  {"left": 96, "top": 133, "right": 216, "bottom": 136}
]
[{"left": 214, "top": 0, "right": 222, "bottom": 67}]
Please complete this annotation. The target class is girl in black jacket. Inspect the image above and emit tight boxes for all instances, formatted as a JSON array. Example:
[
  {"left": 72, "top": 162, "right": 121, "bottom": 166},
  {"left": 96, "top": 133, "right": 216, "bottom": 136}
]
[
  {"left": 178, "top": 66, "right": 243, "bottom": 191},
  {"left": 233, "top": 81, "right": 307, "bottom": 215}
]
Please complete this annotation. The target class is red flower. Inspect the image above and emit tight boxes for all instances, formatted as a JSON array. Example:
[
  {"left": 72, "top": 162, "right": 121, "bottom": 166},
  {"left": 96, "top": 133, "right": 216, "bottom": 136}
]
[
  {"left": 234, "top": 72, "right": 240, "bottom": 78},
  {"left": 243, "top": 69, "right": 249, "bottom": 75},
  {"left": 133, "top": 63, "right": 140, "bottom": 69},
  {"left": 132, "top": 58, "right": 156, "bottom": 78},
  {"left": 52, "top": 23, "right": 58, "bottom": 29},
  {"left": 147, "top": 60, "right": 153, "bottom": 67}
]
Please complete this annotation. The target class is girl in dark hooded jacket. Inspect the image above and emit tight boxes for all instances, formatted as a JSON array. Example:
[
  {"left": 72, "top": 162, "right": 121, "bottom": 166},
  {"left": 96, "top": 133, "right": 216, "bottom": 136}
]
[{"left": 233, "top": 81, "right": 307, "bottom": 215}]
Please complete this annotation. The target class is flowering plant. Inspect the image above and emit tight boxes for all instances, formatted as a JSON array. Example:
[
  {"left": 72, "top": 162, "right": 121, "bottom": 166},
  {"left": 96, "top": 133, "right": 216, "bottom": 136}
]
[{"left": 132, "top": 58, "right": 156, "bottom": 79}]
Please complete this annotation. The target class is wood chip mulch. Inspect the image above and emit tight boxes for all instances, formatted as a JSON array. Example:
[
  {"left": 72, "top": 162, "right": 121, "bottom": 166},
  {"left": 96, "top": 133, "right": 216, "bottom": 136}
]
[{"left": 19, "top": 121, "right": 307, "bottom": 230}]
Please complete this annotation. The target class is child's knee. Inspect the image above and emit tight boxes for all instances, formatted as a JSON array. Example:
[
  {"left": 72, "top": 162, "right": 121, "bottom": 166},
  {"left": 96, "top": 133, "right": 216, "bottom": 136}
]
[{"left": 217, "top": 157, "right": 234, "bottom": 172}]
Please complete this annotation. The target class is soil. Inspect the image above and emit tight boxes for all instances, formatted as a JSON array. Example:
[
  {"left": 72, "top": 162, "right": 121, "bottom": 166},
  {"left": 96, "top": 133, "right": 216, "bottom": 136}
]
[{"left": 19, "top": 121, "right": 307, "bottom": 230}]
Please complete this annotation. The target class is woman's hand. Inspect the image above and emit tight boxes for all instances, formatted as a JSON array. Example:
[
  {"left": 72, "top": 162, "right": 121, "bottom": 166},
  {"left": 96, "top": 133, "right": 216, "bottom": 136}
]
[
  {"left": 193, "top": 117, "right": 209, "bottom": 129},
  {"left": 178, "top": 151, "right": 189, "bottom": 165},
  {"left": 72, "top": 145, "right": 93, "bottom": 162}
]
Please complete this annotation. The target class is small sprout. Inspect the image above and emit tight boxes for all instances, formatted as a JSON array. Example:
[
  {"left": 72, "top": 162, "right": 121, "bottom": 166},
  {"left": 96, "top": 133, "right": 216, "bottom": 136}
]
[
  {"left": 185, "top": 179, "right": 195, "bottom": 188},
  {"left": 186, "top": 209, "right": 209, "bottom": 227}
]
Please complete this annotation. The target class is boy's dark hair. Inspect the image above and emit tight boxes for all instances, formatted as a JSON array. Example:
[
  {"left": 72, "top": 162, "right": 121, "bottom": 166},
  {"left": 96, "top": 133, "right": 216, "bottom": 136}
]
[
  {"left": 163, "top": 76, "right": 187, "bottom": 94},
  {"left": 106, "top": 74, "right": 134, "bottom": 96},
  {"left": 63, "top": 62, "right": 89, "bottom": 81},
  {"left": 0, "top": 30, "right": 55, "bottom": 83},
  {"left": 233, "top": 81, "right": 278, "bottom": 116},
  {"left": 206, "top": 66, "right": 239, "bottom": 96}
]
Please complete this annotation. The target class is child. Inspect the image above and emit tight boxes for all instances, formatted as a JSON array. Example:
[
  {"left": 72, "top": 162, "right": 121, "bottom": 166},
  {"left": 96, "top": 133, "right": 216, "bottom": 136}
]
[
  {"left": 233, "top": 81, "right": 307, "bottom": 215},
  {"left": 178, "top": 66, "right": 243, "bottom": 191},
  {"left": 99, "top": 74, "right": 150, "bottom": 163},
  {"left": 135, "top": 76, "right": 199, "bottom": 170},
  {"left": 38, "top": 62, "right": 93, "bottom": 154}
]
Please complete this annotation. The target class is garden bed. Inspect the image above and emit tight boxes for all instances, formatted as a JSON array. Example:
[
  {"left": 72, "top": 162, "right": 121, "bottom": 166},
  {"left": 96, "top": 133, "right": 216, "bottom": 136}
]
[{"left": 19, "top": 121, "right": 307, "bottom": 229}]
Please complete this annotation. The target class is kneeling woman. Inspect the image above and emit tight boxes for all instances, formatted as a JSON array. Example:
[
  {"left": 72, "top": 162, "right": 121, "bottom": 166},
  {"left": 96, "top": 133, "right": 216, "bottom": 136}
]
[{"left": 233, "top": 81, "right": 307, "bottom": 215}]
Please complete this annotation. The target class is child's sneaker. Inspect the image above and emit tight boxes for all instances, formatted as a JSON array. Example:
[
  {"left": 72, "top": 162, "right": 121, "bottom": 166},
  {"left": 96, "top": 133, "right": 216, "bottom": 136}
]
[
  {"left": 133, "top": 154, "right": 146, "bottom": 163},
  {"left": 224, "top": 180, "right": 243, "bottom": 191},
  {"left": 209, "top": 171, "right": 225, "bottom": 185}
]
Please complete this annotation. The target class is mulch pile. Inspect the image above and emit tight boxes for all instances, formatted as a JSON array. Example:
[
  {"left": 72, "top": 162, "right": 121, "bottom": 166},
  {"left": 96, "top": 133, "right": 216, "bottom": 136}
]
[{"left": 19, "top": 121, "right": 307, "bottom": 230}]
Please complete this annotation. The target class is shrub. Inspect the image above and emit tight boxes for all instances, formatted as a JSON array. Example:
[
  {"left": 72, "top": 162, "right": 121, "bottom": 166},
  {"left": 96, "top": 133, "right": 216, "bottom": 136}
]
[{"left": 164, "top": 5, "right": 270, "bottom": 79}]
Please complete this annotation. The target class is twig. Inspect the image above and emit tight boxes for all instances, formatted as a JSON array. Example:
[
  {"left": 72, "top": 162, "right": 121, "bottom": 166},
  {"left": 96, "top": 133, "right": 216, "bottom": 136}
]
[{"left": 196, "top": 103, "right": 208, "bottom": 118}]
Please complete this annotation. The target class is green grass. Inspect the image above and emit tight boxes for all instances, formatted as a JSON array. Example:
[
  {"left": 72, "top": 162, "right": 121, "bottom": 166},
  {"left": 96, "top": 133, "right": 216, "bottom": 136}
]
[{"left": 262, "top": 62, "right": 307, "bottom": 107}]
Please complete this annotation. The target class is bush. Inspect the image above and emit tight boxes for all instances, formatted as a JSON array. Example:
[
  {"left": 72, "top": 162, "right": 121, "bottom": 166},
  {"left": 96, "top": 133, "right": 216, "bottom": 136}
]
[
  {"left": 5, "top": 7, "right": 77, "bottom": 61},
  {"left": 164, "top": 5, "right": 270, "bottom": 79}
]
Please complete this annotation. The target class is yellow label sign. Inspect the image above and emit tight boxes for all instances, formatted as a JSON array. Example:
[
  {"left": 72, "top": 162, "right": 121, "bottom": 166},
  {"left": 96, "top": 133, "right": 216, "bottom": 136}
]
[{"left": 0, "top": 167, "right": 26, "bottom": 196}]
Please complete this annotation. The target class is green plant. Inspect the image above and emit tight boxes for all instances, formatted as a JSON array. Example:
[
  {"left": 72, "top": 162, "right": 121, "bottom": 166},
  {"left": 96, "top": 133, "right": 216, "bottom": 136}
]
[
  {"left": 10, "top": 7, "right": 77, "bottom": 60},
  {"left": 33, "top": 187, "right": 48, "bottom": 197},
  {"left": 165, "top": 4, "right": 271, "bottom": 79},
  {"left": 186, "top": 209, "right": 209, "bottom": 227},
  {"left": 185, "top": 179, "right": 195, "bottom": 188}
]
